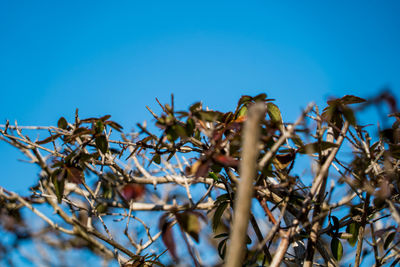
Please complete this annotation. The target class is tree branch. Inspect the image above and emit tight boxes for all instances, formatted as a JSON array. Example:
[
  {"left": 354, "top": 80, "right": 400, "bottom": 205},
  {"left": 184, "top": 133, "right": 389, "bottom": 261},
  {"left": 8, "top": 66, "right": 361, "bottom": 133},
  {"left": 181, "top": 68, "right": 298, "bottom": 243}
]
[{"left": 225, "top": 103, "right": 265, "bottom": 267}]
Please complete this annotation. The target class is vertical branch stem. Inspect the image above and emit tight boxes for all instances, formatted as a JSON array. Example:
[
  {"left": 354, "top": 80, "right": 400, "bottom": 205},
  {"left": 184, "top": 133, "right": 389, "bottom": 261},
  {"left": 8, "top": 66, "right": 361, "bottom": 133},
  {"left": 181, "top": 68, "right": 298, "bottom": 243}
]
[
  {"left": 370, "top": 223, "right": 381, "bottom": 266},
  {"left": 270, "top": 230, "right": 291, "bottom": 267},
  {"left": 303, "top": 127, "right": 335, "bottom": 267},
  {"left": 354, "top": 193, "right": 370, "bottom": 267},
  {"left": 224, "top": 103, "right": 265, "bottom": 267}
]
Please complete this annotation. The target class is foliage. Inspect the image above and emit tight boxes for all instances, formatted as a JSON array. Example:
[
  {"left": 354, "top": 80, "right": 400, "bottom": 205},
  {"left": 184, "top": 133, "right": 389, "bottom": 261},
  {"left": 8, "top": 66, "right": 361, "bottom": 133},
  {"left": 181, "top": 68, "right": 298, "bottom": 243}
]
[{"left": 0, "top": 91, "right": 399, "bottom": 266}]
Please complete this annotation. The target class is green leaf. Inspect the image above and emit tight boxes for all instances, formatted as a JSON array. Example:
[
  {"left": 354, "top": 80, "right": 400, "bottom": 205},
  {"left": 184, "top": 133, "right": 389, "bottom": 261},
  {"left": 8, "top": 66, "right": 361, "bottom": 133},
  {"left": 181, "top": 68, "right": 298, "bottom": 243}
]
[
  {"left": 246, "top": 234, "right": 252, "bottom": 244},
  {"left": 94, "top": 120, "right": 104, "bottom": 134},
  {"left": 217, "top": 238, "right": 228, "bottom": 259},
  {"left": 291, "top": 135, "right": 304, "bottom": 147},
  {"left": 214, "top": 232, "right": 229, "bottom": 239},
  {"left": 331, "top": 237, "right": 343, "bottom": 261},
  {"left": 208, "top": 172, "right": 219, "bottom": 182},
  {"left": 96, "top": 203, "right": 108, "bottom": 213},
  {"left": 321, "top": 105, "right": 336, "bottom": 122},
  {"left": 185, "top": 118, "right": 195, "bottom": 136},
  {"left": 339, "top": 95, "right": 366, "bottom": 105},
  {"left": 106, "top": 121, "right": 123, "bottom": 132},
  {"left": 332, "top": 113, "right": 344, "bottom": 139},
  {"left": 99, "top": 114, "right": 111, "bottom": 121},
  {"left": 327, "top": 95, "right": 366, "bottom": 106},
  {"left": 216, "top": 193, "right": 230, "bottom": 203},
  {"left": 72, "top": 127, "right": 90, "bottom": 135},
  {"left": 384, "top": 231, "right": 396, "bottom": 250},
  {"left": 273, "top": 152, "right": 296, "bottom": 170},
  {"left": 222, "top": 112, "right": 234, "bottom": 123},
  {"left": 288, "top": 194, "right": 305, "bottom": 206},
  {"left": 51, "top": 161, "right": 64, "bottom": 168},
  {"left": 173, "top": 124, "right": 187, "bottom": 138},
  {"left": 237, "top": 95, "right": 252, "bottom": 107},
  {"left": 57, "top": 117, "right": 68, "bottom": 129},
  {"left": 80, "top": 117, "right": 100, "bottom": 123},
  {"left": 36, "top": 134, "right": 62, "bottom": 145},
  {"left": 189, "top": 102, "right": 202, "bottom": 113},
  {"left": 194, "top": 129, "right": 201, "bottom": 141},
  {"left": 51, "top": 169, "right": 65, "bottom": 204},
  {"left": 166, "top": 151, "right": 176, "bottom": 161},
  {"left": 176, "top": 212, "right": 201, "bottom": 242},
  {"left": 95, "top": 134, "right": 108, "bottom": 154},
  {"left": 212, "top": 202, "right": 228, "bottom": 231},
  {"left": 237, "top": 106, "right": 248, "bottom": 117},
  {"left": 267, "top": 102, "right": 282, "bottom": 124},
  {"left": 298, "top": 141, "right": 338, "bottom": 154},
  {"left": 210, "top": 164, "right": 222, "bottom": 173},
  {"left": 68, "top": 127, "right": 92, "bottom": 141},
  {"left": 331, "top": 216, "right": 340, "bottom": 234},
  {"left": 103, "top": 185, "right": 113, "bottom": 199},
  {"left": 253, "top": 93, "right": 267, "bottom": 102},
  {"left": 153, "top": 153, "right": 161, "bottom": 164},
  {"left": 197, "top": 111, "right": 223, "bottom": 122},
  {"left": 166, "top": 127, "right": 178, "bottom": 142},
  {"left": 175, "top": 111, "right": 189, "bottom": 118},
  {"left": 346, "top": 222, "right": 359, "bottom": 247},
  {"left": 342, "top": 107, "right": 356, "bottom": 126}
]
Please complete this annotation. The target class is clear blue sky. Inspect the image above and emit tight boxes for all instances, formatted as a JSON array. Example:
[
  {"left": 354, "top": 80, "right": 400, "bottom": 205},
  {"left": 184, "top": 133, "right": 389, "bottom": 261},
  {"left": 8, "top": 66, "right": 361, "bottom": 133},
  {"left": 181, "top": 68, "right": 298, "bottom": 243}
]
[{"left": 1, "top": 1, "right": 399, "bottom": 190}]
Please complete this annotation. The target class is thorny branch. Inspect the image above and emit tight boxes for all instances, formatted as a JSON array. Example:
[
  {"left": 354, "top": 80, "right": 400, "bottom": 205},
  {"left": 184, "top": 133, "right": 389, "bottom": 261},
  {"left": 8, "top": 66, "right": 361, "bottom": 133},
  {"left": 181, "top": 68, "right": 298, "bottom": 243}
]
[{"left": 1, "top": 93, "right": 400, "bottom": 266}]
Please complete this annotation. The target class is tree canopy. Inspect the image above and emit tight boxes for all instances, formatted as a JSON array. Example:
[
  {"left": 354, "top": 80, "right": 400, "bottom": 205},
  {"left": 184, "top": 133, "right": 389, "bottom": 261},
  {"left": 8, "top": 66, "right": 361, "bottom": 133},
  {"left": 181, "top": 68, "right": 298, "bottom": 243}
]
[{"left": 0, "top": 92, "right": 399, "bottom": 266}]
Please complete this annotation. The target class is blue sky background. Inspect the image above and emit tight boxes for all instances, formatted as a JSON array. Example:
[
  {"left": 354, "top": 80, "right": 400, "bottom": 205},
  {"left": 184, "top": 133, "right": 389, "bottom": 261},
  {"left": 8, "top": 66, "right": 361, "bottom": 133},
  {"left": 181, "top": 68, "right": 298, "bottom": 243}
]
[
  {"left": 1, "top": 1, "right": 400, "bottom": 265},
  {"left": 1, "top": 0, "right": 400, "bottom": 190}
]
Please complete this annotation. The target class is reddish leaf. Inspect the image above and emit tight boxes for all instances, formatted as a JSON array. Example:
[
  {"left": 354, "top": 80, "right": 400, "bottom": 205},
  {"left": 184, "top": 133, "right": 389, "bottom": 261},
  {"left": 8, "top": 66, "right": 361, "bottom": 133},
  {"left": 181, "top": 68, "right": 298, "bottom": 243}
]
[
  {"left": 194, "top": 160, "right": 211, "bottom": 178},
  {"left": 57, "top": 117, "right": 68, "bottom": 129},
  {"left": 159, "top": 217, "right": 178, "bottom": 262},
  {"left": 212, "top": 130, "right": 224, "bottom": 142},
  {"left": 99, "top": 115, "right": 112, "bottom": 121},
  {"left": 65, "top": 166, "right": 84, "bottom": 184},
  {"left": 234, "top": 115, "right": 247, "bottom": 123},
  {"left": 213, "top": 155, "right": 239, "bottom": 168},
  {"left": 121, "top": 184, "right": 145, "bottom": 201}
]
